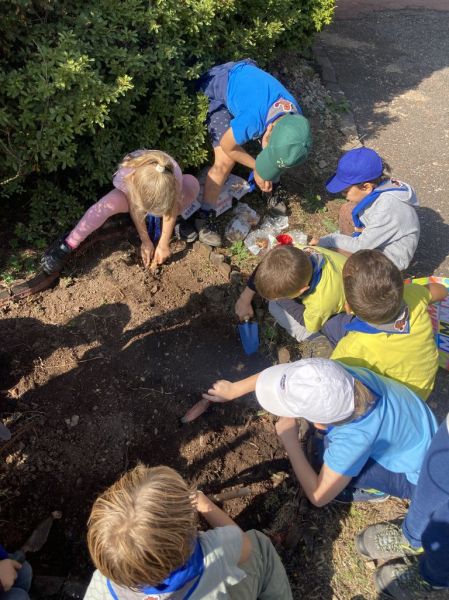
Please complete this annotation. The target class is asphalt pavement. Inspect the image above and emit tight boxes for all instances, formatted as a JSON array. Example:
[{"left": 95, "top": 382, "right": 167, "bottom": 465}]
[{"left": 317, "top": 0, "right": 449, "bottom": 415}]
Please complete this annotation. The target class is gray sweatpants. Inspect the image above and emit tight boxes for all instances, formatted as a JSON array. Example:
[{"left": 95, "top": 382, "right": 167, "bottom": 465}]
[
  {"left": 268, "top": 299, "right": 313, "bottom": 343},
  {"left": 228, "top": 530, "right": 293, "bottom": 600}
]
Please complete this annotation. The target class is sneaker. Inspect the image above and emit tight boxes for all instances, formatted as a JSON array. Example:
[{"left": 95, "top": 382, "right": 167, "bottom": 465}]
[
  {"left": 264, "top": 185, "right": 288, "bottom": 217},
  {"left": 40, "top": 236, "right": 73, "bottom": 274},
  {"left": 174, "top": 219, "right": 198, "bottom": 243},
  {"left": 375, "top": 558, "right": 447, "bottom": 599},
  {"left": 333, "top": 487, "right": 390, "bottom": 504},
  {"left": 194, "top": 210, "right": 222, "bottom": 247},
  {"left": 356, "top": 522, "right": 423, "bottom": 561}
]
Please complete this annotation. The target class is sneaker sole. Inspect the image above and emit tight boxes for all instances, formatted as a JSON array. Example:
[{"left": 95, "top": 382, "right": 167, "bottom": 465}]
[
  {"left": 198, "top": 235, "right": 222, "bottom": 248},
  {"left": 333, "top": 494, "right": 390, "bottom": 505}
]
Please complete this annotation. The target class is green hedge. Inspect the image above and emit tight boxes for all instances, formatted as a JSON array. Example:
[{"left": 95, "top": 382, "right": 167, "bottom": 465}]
[{"left": 0, "top": 0, "right": 334, "bottom": 247}]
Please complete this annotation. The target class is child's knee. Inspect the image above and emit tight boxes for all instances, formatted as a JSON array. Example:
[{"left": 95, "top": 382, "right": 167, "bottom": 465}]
[
  {"left": 338, "top": 201, "right": 357, "bottom": 236},
  {"left": 181, "top": 175, "right": 200, "bottom": 203}
]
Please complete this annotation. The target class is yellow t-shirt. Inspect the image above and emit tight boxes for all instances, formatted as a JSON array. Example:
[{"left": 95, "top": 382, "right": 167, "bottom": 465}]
[
  {"left": 331, "top": 284, "right": 438, "bottom": 400},
  {"left": 300, "top": 246, "right": 347, "bottom": 332}
]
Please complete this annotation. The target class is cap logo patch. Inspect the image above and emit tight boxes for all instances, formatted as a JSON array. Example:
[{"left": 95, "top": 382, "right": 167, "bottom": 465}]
[{"left": 280, "top": 374, "right": 287, "bottom": 390}]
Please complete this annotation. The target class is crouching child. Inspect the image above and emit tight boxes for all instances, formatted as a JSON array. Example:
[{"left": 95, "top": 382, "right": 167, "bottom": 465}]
[{"left": 84, "top": 465, "right": 292, "bottom": 600}]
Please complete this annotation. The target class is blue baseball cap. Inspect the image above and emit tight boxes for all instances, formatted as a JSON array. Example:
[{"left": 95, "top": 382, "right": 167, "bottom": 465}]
[{"left": 326, "top": 147, "right": 383, "bottom": 193}]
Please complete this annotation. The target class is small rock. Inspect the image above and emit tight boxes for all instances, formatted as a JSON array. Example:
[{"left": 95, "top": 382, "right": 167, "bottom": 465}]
[
  {"left": 218, "top": 262, "right": 231, "bottom": 279},
  {"left": 230, "top": 271, "right": 242, "bottom": 285},
  {"left": 277, "top": 347, "right": 290, "bottom": 364},
  {"left": 65, "top": 415, "right": 79, "bottom": 428},
  {"left": 210, "top": 252, "right": 225, "bottom": 266},
  {"left": 193, "top": 241, "right": 211, "bottom": 260},
  {"left": 150, "top": 284, "right": 159, "bottom": 294},
  {"left": 318, "top": 160, "right": 327, "bottom": 169}
]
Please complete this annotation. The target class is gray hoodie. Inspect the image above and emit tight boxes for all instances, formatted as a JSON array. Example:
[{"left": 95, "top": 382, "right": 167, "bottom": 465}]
[{"left": 318, "top": 179, "right": 420, "bottom": 270}]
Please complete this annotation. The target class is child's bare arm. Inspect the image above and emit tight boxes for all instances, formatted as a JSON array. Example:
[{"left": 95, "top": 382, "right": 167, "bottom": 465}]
[
  {"left": 220, "top": 129, "right": 271, "bottom": 192},
  {"left": 202, "top": 373, "right": 260, "bottom": 403},
  {"left": 129, "top": 202, "right": 154, "bottom": 267},
  {"left": 151, "top": 213, "right": 176, "bottom": 266},
  {"left": 275, "top": 417, "right": 351, "bottom": 507},
  {"left": 426, "top": 283, "right": 448, "bottom": 304},
  {"left": 196, "top": 491, "right": 252, "bottom": 564}
]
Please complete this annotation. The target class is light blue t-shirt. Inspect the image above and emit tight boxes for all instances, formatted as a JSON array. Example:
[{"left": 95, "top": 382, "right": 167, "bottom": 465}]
[
  {"left": 324, "top": 366, "right": 438, "bottom": 484},
  {"left": 226, "top": 63, "right": 301, "bottom": 145}
]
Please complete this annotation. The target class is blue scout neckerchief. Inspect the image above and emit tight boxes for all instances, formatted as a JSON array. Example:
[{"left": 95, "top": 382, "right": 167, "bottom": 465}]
[
  {"left": 146, "top": 215, "right": 162, "bottom": 244},
  {"left": 351, "top": 181, "right": 409, "bottom": 237},
  {"left": 106, "top": 540, "right": 204, "bottom": 600},
  {"left": 323, "top": 390, "right": 380, "bottom": 435},
  {"left": 301, "top": 253, "right": 324, "bottom": 296},
  {"left": 345, "top": 303, "right": 410, "bottom": 335}
]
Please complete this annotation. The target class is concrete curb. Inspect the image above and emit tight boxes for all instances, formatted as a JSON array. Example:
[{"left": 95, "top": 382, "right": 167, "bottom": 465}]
[{"left": 312, "top": 39, "right": 362, "bottom": 149}]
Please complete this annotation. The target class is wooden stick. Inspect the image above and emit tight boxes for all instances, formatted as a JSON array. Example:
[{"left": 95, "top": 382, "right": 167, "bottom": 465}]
[{"left": 211, "top": 487, "right": 251, "bottom": 502}]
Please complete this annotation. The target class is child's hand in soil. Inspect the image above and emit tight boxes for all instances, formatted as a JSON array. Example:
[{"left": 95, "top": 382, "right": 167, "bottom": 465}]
[
  {"left": 203, "top": 380, "right": 236, "bottom": 402},
  {"left": 152, "top": 243, "right": 171, "bottom": 267},
  {"left": 0, "top": 559, "right": 21, "bottom": 592},
  {"left": 141, "top": 240, "right": 155, "bottom": 268},
  {"left": 195, "top": 490, "right": 212, "bottom": 514},
  {"left": 309, "top": 237, "right": 319, "bottom": 246}
]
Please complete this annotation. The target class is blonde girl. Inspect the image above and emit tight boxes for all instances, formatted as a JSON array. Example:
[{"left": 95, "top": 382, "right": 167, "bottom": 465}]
[{"left": 41, "top": 150, "right": 200, "bottom": 273}]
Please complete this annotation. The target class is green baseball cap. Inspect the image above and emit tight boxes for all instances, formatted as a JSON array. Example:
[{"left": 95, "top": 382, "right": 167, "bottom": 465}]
[{"left": 255, "top": 114, "right": 312, "bottom": 181}]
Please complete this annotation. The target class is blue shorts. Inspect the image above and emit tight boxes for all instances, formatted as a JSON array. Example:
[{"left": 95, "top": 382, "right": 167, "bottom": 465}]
[{"left": 198, "top": 59, "right": 256, "bottom": 147}]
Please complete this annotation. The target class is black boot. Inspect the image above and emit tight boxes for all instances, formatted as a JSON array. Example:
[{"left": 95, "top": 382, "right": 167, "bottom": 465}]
[
  {"left": 264, "top": 183, "right": 288, "bottom": 217},
  {"left": 40, "top": 236, "right": 73, "bottom": 274}
]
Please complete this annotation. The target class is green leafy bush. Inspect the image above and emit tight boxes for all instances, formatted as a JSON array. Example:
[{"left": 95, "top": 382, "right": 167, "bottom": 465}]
[{"left": 0, "top": 0, "right": 334, "bottom": 246}]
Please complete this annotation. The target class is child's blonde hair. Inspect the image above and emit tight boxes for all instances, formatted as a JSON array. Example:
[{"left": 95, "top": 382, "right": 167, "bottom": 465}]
[
  {"left": 87, "top": 464, "right": 197, "bottom": 589},
  {"left": 120, "top": 150, "right": 178, "bottom": 217},
  {"left": 331, "top": 379, "right": 375, "bottom": 426}
]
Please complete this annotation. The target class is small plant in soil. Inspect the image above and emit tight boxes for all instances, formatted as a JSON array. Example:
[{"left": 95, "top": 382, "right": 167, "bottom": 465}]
[
  {"left": 230, "top": 240, "right": 249, "bottom": 266},
  {"left": 0, "top": 250, "right": 38, "bottom": 284}
]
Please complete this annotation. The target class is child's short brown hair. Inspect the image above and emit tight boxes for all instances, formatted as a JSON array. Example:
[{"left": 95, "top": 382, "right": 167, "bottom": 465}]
[
  {"left": 87, "top": 465, "right": 197, "bottom": 589},
  {"left": 254, "top": 245, "right": 312, "bottom": 300},
  {"left": 343, "top": 250, "right": 404, "bottom": 324}
]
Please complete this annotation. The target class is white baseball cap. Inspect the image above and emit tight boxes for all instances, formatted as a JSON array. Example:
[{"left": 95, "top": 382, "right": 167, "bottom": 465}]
[{"left": 255, "top": 358, "right": 355, "bottom": 424}]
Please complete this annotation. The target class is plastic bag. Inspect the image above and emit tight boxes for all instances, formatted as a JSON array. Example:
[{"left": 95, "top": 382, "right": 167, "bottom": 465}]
[
  {"left": 244, "top": 230, "right": 277, "bottom": 255},
  {"left": 233, "top": 202, "right": 260, "bottom": 226},
  {"left": 259, "top": 215, "right": 289, "bottom": 234},
  {"left": 225, "top": 216, "right": 252, "bottom": 242},
  {"left": 276, "top": 230, "right": 308, "bottom": 246}
]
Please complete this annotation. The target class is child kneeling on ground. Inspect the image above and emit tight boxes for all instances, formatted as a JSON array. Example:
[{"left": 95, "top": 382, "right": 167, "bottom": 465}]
[
  {"left": 235, "top": 244, "right": 346, "bottom": 344},
  {"left": 41, "top": 150, "right": 201, "bottom": 274},
  {"left": 324, "top": 249, "right": 447, "bottom": 400},
  {"left": 204, "top": 358, "right": 438, "bottom": 505},
  {"left": 84, "top": 464, "right": 293, "bottom": 600},
  {"left": 311, "top": 147, "right": 420, "bottom": 271}
]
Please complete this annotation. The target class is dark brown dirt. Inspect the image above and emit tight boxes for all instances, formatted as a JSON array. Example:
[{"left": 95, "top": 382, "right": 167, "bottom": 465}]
[{"left": 0, "top": 234, "right": 297, "bottom": 583}]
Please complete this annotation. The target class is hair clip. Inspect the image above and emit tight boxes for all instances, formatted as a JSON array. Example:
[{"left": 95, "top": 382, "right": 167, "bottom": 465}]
[{"left": 155, "top": 164, "right": 165, "bottom": 173}]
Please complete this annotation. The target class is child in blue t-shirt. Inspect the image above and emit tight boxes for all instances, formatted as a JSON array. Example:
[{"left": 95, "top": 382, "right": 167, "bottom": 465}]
[
  {"left": 355, "top": 413, "right": 449, "bottom": 599},
  {"left": 195, "top": 59, "right": 312, "bottom": 246},
  {"left": 203, "top": 358, "right": 438, "bottom": 505}
]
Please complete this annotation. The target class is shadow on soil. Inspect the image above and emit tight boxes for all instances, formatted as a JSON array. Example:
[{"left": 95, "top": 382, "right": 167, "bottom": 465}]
[{"left": 0, "top": 277, "right": 352, "bottom": 598}]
